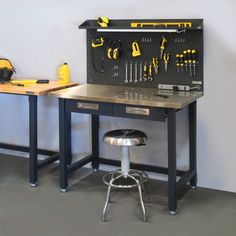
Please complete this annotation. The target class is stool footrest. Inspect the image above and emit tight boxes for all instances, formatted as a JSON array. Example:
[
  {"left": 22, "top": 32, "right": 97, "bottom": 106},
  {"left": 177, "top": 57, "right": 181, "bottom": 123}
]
[{"left": 103, "top": 169, "right": 148, "bottom": 188}]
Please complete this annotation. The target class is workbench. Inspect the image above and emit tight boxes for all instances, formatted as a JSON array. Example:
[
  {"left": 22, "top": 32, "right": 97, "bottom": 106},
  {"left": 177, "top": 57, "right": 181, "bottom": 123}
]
[
  {"left": 49, "top": 84, "right": 203, "bottom": 214},
  {"left": 0, "top": 81, "right": 78, "bottom": 186}
]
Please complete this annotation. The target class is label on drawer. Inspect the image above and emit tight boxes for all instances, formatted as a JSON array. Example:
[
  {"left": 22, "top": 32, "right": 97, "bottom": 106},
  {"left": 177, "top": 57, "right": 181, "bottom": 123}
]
[
  {"left": 126, "top": 107, "right": 150, "bottom": 116},
  {"left": 77, "top": 102, "right": 99, "bottom": 110}
]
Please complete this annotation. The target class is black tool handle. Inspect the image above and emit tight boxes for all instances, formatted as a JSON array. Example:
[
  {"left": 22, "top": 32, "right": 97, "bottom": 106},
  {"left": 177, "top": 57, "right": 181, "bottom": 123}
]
[{"left": 36, "top": 80, "right": 49, "bottom": 84}]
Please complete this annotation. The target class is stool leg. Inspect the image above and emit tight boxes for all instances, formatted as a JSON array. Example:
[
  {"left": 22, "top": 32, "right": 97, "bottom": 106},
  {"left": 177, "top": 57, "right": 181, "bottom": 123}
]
[
  {"left": 138, "top": 185, "right": 147, "bottom": 222},
  {"left": 121, "top": 146, "right": 130, "bottom": 177},
  {"left": 136, "top": 171, "right": 149, "bottom": 203},
  {"left": 102, "top": 185, "right": 112, "bottom": 222},
  {"left": 128, "top": 174, "right": 147, "bottom": 221}
]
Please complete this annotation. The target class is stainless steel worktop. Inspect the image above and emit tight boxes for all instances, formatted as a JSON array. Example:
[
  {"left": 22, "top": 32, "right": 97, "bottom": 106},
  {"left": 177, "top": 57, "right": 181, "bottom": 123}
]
[{"left": 49, "top": 84, "right": 203, "bottom": 109}]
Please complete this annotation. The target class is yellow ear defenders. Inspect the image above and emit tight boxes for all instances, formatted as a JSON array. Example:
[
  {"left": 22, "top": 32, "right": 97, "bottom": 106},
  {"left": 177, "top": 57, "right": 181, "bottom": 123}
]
[
  {"left": 98, "top": 16, "right": 109, "bottom": 28},
  {"left": 107, "top": 40, "right": 121, "bottom": 60}
]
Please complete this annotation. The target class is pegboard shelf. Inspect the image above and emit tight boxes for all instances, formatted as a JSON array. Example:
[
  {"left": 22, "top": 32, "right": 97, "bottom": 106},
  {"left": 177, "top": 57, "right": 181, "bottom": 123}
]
[
  {"left": 79, "top": 19, "right": 203, "bottom": 31},
  {"left": 80, "top": 18, "right": 204, "bottom": 92}
]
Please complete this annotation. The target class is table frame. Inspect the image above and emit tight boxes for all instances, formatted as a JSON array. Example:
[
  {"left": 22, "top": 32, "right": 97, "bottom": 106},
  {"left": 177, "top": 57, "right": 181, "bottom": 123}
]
[
  {"left": 58, "top": 98, "right": 197, "bottom": 214},
  {"left": 0, "top": 95, "right": 59, "bottom": 186}
]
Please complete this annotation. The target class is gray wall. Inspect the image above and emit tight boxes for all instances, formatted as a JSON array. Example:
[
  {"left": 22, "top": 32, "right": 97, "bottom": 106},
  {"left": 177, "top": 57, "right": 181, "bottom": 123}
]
[{"left": 1, "top": 0, "right": 236, "bottom": 192}]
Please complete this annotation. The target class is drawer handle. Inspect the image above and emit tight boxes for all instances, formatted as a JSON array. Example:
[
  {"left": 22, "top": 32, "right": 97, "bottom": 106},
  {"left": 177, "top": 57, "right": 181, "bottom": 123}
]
[
  {"left": 126, "top": 107, "right": 150, "bottom": 116},
  {"left": 77, "top": 102, "right": 99, "bottom": 110}
]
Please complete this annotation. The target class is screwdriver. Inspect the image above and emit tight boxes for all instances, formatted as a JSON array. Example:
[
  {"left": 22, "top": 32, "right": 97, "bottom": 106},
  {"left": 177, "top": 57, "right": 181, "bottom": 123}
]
[
  {"left": 176, "top": 54, "right": 180, "bottom": 72},
  {"left": 179, "top": 54, "right": 184, "bottom": 72},
  {"left": 148, "top": 62, "right": 153, "bottom": 81},
  {"left": 187, "top": 49, "right": 192, "bottom": 77},
  {"left": 183, "top": 50, "right": 188, "bottom": 72},
  {"left": 143, "top": 62, "right": 148, "bottom": 81},
  {"left": 192, "top": 49, "right": 197, "bottom": 77},
  {"left": 160, "top": 36, "right": 167, "bottom": 59}
]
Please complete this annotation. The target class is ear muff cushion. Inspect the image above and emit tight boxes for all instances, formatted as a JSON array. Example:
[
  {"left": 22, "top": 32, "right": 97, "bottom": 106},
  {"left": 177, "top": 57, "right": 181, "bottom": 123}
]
[
  {"left": 0, "top": 68, "right": 13, "bottom": 82},
  {"left": 113, "top": 48, "right": 119, "bottom": 59},
  {"left": 107, "top": 48, "right": 113, "bottom": 59}
]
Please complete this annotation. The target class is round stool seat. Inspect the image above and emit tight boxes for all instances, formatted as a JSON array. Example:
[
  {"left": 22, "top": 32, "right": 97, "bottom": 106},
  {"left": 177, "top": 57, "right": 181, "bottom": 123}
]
[{"left": 103, "top": 129, "right": 147, "bottom": 146}]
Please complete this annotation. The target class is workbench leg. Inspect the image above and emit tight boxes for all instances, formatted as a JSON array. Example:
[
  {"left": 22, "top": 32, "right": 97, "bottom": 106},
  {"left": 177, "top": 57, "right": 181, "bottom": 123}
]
[
  {"left": 59, "top": 98, "right": 70, "bottom": 192},
  {"left": 167, "top": 109, "right": 177, "bottom": 215},
  {"left": 91, "top": 115, "right": 99, "bottom": 171},
  {"left": 189, "top": 101, "right": 197, "bottom": 189},
  {"left": 29, "top": 95, "right": 38, "bottom": 187}
]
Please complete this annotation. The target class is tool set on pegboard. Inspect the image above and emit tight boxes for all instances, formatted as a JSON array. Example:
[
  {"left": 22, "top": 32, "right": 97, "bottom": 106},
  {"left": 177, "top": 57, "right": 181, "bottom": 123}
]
[{"left": 79, "top": 19, "right": 203, "bottom": 91}]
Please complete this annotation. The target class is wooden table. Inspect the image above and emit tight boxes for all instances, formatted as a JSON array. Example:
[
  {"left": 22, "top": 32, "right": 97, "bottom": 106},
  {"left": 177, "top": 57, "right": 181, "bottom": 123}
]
[{"left": 0, "top": 80, "right": 78, "bottom": 186}]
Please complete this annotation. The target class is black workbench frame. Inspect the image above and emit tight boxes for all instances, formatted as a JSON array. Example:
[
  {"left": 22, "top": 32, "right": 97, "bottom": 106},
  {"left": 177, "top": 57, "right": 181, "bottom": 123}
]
[
  {"left": 0, "top": 95, "right": 59, "bottom": 186},
  {"left": 58, "top": 97, "right": 197, "bottom": 214}
]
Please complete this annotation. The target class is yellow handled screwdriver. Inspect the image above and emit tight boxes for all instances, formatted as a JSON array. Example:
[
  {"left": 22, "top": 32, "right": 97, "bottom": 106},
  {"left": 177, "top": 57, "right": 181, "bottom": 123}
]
[
  {"left": 176, "top": 54, "right": 180, "bottom": 72},
  {"left": 187, "top": 49, "right": 192, "bottom": 76},
  {"left": 183, "top": 50, "right": 188, "bottom": 72},
  {"left": 10, "top": 79, "right": 49, "bottom": 86},
  {"left": 192, "top": 49, "right": 197, "bottom": 77}
]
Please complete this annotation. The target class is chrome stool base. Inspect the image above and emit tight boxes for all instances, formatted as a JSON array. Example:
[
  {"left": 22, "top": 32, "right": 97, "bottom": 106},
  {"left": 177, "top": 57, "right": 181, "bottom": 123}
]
[{"left": 102, "top": 169, "right": 148, "bottom": 222}]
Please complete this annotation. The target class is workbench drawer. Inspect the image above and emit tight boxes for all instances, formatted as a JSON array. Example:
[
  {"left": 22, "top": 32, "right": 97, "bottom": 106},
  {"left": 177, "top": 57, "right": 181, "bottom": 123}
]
[
  {"left": 65, "top": 100, "right": 113, "bottom": 115},
  {"left": 113, "top": 104, "right": 166, "bottom": 121}
]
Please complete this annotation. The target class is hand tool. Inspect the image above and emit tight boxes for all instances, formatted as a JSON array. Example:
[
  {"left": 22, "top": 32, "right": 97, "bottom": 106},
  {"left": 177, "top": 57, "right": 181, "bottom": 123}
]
[
  {"left": 91, "top": 37, "right": 104, "bottom": 48},
  {"left": 10, "top": 79, "right": 49, "bottom": 85},
  {"left": 131, "top": 22, "right": 192, "bottom": 28},
  {"left": 139, "top": 62, "right": 143, "bottom": 82},
  {"left": 98, "top": 16, "right": 109, "bottom": 27},
  {"left": 107, "top": 40, "right": 121, "bottom": 60},
  {"left": 179, "top": 54, "right": 184, "bottom": 72},
  {"left": 158, "top": 84, "right": 193, "bottom": 91},
  {"left": 134, "top": 61, "right": 138, "bottom": 83},
  {"left": 187, "top": 49, "right": 192, "bottom": 76},
  {"left": 129, "top": 62, "right": 133, "bottom": 83},
  {"left": 163, "top": 53, "right": 170, "bottom": 72},
  {"left": 152, "top": 57, "right": 159, "bottom": 75},
  {"left": 125, "top": 61, "right": 128, "bottom": 84},
  {"left": 131, "top": 41, "right": 141, "bottom": 57},
  {"left": 183, "top": 50, "right": 188, "bottom": 72},
  {"left": 143, "top": 62, "right": 148, "bottom": 81},
  {"left": 176, "top": 54, "right": 180, "bottom": 72},
  {"left": 148, "top": 62, "right": 153, "bottom": 81},
  {"left": 191, "top": 49, "right": 197, "bottom": 76},
  {"left": 160, "top": 36, "right": 167, "bottom": 59},
  {"left": 91, "top": 38, "right": 105, "bottom": 73}
]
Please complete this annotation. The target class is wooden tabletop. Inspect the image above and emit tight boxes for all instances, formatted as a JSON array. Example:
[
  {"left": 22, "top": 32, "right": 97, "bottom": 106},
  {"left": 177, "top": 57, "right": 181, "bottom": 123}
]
[{"left": 0, "top": 80, "right": 78, "bottom": 96}]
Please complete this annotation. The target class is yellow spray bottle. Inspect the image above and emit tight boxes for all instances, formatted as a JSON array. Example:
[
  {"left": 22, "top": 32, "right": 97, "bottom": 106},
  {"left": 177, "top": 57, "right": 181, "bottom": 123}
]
[{"left": 58, "top": 63, "right": 70, "bottom": 84}]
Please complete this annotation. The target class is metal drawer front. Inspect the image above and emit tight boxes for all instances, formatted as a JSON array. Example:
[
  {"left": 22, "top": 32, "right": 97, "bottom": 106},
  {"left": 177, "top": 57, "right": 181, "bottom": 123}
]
[
  {"left": 126, "top": 107, "right": 150, "bottom": 116},
  {"left": 113, "top": 104, "right": 166, "bottom": 121},
  {"left": 77, "top": 102, "right": 99, "bottom": 110},
  {"left": 65, "top": 100, "right": 112, "bottom": 116}
]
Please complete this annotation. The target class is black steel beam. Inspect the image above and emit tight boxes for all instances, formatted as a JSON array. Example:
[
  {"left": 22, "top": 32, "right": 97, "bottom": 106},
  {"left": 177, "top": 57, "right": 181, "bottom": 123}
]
[
  {"left": 167, "top": 108, "right": 177, "bottom": 213},
  {"left": 0, "top": 143, "right": 57, "bottom": 156},
  {"left": 99, "top": 157, "right": 186, "bottom": 176},
  {"left": 68, "top": 154, "right": 94, "bottom": 173},
  {"left": 38, "top": 154, "right": 60, "bottom": 169},
  {"left": 177, "top": 169, "right": 196, "bottom": 189}
]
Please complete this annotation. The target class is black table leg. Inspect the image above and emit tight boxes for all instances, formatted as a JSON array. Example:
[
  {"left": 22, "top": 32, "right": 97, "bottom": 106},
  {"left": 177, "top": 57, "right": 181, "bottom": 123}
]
[
  {"left": 59, "top": 98, "right": 70, "bottom": 192},
  {"left": 167, "top": 108, "right": 177, "bottom": 214},
  {"left": 91, "top": 115, "right": 99, "bottom": 171},
  {"left": 189, "top": 101, "right": 197, "bottom": 189},
  {"left": 29, "top": 95, "right": 38, "bottom": 187}
]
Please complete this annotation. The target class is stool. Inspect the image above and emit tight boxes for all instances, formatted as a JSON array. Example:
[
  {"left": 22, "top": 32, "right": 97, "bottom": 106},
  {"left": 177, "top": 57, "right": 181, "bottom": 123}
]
[{"left": 102, "top": 129, "right": 148, "bottom": 222}]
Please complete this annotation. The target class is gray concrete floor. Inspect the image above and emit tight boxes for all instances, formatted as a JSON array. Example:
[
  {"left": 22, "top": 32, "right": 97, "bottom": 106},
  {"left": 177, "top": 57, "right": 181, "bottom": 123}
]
[{"left": 0, "top": 154, "right": 236, "bottom": 236}]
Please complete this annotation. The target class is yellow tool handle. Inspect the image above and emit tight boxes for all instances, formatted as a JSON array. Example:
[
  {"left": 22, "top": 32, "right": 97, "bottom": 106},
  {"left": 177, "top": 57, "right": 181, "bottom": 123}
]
[
  {"left": 11, "top": 80, "right": 37, "bottom": 85},
  {"left": 149, "top": 64, "right": 152, "bottom": 76},
  {"left": 160, "top": 37, "right": 167, "bottom": 49}
]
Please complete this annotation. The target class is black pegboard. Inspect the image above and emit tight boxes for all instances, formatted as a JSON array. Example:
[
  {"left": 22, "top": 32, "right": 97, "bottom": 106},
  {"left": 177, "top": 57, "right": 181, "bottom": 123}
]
[{"left": 82, "top": 19, "right": 203, "bottom": 91}]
